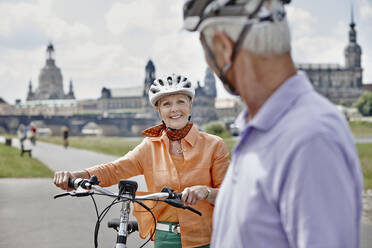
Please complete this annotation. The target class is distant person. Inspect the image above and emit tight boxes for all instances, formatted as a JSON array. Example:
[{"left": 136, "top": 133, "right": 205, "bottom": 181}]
[
  {"left": 29, "top": 124, "right": 37, "bottom": 145},
  {"left": 61, "top": 126, "right": 69, "bottom": 149},
  {"left": 54, "top": 74, "right": 230, "bottom": 248},
  {"left": 17, "top": 124, "right": 26, "bottom": 146},
  {"left": 183, "top": 0, "right": 363, "bottom": 247}
]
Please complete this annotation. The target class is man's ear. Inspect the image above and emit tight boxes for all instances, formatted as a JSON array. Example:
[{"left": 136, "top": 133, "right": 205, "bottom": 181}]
[{"left": 212, "top": 31, "right": 235, "bottom": 68}]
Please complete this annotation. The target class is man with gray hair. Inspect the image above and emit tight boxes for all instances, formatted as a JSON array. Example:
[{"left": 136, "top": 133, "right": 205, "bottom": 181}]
[{"left": 183, "top": 0, "right": 363, "bottom": 247}]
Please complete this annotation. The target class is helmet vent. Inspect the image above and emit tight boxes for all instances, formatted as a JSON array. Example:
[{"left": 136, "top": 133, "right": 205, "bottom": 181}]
[
  {"left": 158, "top": 79, "right": 164, "bottom": 86},
  {"left": 167, "top": 76, "right": 172, "bottom": 84}
]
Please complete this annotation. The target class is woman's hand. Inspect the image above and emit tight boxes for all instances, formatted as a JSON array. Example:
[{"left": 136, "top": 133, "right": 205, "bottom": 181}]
[
  {"left": 181, "top": 185, "right": 211, "bottom": 205},
  {"left": 53, "top": 171, "right": 74, "bottom": 191},
  {"left": 53, "top": 170, "right": 89, "bottom": 191}
]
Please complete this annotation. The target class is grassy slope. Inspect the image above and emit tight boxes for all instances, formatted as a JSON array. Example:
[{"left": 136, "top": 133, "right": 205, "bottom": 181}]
[{"left": 0, "top": 143, "right": 54, "bottom": 177}]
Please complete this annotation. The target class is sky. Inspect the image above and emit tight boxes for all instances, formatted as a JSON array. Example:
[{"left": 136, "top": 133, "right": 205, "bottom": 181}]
[{"left": 0, "top": 0, "right": 371, "bottom": 104}]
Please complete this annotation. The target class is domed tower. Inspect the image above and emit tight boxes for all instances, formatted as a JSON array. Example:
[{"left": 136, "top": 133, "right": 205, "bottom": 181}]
[
  {"left": 143, "top": 59, "right": 156, "bottom": 97},
  {"left": 204, "top": 67, "right": 217, "bottom": 97},
  {"left": 35, "top": 42, "right": 65, "bottom": 99},
  {"left": 344, "top": 7, "right": 362, "bottom": 87}
]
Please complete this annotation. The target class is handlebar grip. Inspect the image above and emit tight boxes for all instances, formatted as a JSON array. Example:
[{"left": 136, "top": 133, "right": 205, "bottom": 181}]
[
  {"left": 127, "top": 221, "right": 138, "bottom": 233},
  {"left": 68, "top": 177, "right": 94, "bottom": 190},
  {"left": 174, "top": 193, "right": 182, "bottom": 199},
  {"left": 68, "top": 178, "right": 75, "bottom": 189}
]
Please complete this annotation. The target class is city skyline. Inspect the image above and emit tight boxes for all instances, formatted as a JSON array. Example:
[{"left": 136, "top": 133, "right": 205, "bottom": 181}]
[{"left": 0, "top": 0, "right": 371, "bottom": 104}]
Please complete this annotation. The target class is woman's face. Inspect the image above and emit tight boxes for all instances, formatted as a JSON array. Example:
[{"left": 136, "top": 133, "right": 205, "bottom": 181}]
[{"left": 157, "top": 94, "right": 192, "bottom": 130}]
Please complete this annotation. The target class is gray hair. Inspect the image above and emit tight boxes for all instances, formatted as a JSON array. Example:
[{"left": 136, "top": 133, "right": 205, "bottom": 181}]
[{"left": 201, "top": 0, "right": 291, "bottom": 57}]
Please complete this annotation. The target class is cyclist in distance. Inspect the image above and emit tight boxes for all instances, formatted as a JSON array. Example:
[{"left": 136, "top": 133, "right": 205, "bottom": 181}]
[
  {"left": 183, "top": 0, "right": 363, "bottom": 247},
  {"left": 54, "top": 74, "right": 230, "bottom": 248}
]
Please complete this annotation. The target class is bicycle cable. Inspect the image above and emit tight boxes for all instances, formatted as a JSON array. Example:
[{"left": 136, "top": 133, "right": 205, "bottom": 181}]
[{"left": 93, "top": 197, "right": 119, "bottom": 248}]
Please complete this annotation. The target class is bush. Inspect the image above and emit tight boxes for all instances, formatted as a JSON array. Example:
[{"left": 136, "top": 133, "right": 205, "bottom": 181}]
[
  {"left": 354, "top": 91, "right": 372, "bottom": 116},
  {"left": 204, "top": 121, "right": 232, "bottom": 138}
]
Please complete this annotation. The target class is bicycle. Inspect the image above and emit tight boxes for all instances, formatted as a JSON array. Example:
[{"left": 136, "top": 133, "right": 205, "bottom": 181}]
[{"left": 54, "top": 176, "right": 202, "bottom": 248}]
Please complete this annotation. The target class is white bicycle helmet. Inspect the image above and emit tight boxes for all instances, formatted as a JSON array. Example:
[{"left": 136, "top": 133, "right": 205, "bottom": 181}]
[{"left": 149, "top": 74, "right": 195, "bottom": 107}]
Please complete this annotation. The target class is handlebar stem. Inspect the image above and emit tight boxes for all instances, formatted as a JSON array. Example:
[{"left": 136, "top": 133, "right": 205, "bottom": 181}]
[{"left": 116, "top": 199, "right": 131, "bottom": 248}]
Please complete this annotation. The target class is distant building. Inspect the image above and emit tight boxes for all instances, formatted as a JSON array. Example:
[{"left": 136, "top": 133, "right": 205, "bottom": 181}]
[
  {"left": 0, "top": 97, "right": 14, "bottom": 116},
  {"left": 26, "top": 42, "right": 76, "bottom": 101},
  {"left": 215, "top": 98, "right": 244, "bottom": 123},
  {"left": 192, "top": 67, "right": 219, "bottom": 126},
  {"left": 297, "top": 10, "right": 363, "bottom": 106},
  {"left": 98, "top": 60, "right": 155, "bottom": 116}
]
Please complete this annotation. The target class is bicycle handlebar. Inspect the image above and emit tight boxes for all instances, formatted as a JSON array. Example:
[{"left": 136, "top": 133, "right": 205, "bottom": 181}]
[{"left": 54, "top": 176, "right": 202, "bottom": 216}]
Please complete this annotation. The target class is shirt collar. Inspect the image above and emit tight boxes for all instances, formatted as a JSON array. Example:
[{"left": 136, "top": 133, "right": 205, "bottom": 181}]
[{"left": 236, "top": 71, "right": 313, "bottom": 132}]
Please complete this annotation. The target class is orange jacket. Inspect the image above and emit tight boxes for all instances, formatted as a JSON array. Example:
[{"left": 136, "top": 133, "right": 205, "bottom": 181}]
[{"left": 85, "top": 125, "right": 230, "bottom": 248}]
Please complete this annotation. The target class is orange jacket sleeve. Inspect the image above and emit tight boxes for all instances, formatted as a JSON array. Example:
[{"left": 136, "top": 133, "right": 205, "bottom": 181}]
[{"left": 85, "top": 139, "right": 146, "bottom": 187}]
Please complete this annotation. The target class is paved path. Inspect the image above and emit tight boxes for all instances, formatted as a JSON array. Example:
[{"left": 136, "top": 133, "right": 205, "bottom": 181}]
[
  {"left": 0, "top": 138, "right": 152, "bottom": 248},
  {"left": 1, "top": 137, "right": 372, "bottom": 247}
]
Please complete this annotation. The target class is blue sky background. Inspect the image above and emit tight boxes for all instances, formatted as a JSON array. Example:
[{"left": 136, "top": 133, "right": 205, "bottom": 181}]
[{"left": 0, "top": 0, "right": 371, "bottom": 104}]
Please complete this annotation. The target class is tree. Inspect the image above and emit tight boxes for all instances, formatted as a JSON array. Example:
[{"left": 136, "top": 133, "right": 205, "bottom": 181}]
[
  {"left": 204, "top": 121, "right": 231, "bottom": 138},
  {"left": 354, "top": 91, "right": 372, "bottom": 116}
]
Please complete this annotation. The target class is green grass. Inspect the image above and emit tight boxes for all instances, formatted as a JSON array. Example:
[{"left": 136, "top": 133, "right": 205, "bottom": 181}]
[
  {"left": 349, "top": 121, "right": 372, "bottom": 138},
  {"left": 0, "top": 143, "right": 54, "bottom": 178},
  {"left": 357, "top": 143, "right": 372, "bottom": 189},
  {"left": 38, "top": 136, "right": 143, "bottom": 157}
]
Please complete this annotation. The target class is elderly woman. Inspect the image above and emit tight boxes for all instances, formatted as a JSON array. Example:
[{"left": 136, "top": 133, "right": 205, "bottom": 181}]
[{"left": 53, "top": 74, "right": 230, "bottom": 248}]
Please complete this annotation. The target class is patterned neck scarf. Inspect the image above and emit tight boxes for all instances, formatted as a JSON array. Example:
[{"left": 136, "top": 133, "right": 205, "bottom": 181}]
[{"left": 141, "top": 122, "right": 193, "bottom": 141}]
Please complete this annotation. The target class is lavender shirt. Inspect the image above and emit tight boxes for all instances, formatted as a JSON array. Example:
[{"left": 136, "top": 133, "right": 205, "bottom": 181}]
[{"left": 211, "top": 71, "right": 363, "bottom": 248}]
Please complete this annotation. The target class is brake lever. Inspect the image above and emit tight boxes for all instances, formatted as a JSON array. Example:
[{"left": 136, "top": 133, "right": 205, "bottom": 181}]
[
  {"left": 164, "top": 199, "right": 202, "bottom": 216},
  {"left": 184, "top": 206, "right": 202, "bottom": 216},
  {"left": 54, "top": 190, "right": 94, "bottom": 199},
  {"left": 54, "top": 192, "right": 70, "bottom": 199}
]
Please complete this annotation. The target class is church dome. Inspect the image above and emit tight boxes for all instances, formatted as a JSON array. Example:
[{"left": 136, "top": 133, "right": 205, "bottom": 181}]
[{"left": 33, "top": 43, "right": 66, "bottom": 100}]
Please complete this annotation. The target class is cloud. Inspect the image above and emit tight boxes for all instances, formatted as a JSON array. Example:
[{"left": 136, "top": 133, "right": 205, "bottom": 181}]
[
  {"left": 0, "top": 0, "right": 91, "bottom": 48},
  {"left": 360, "top": 0, "right": 372, "bottom": 19},
  {"left": 292, "top": 35, "right": 345, "bottom": 65},
  {"left": 286, "top": 6, "right": 317, "bottom": 38},
  {"left": 286, "top": 6, "right": 346, "bottom": 66},
  {"left": 104, "top": 0, "right": 180, "bottom": 36}
]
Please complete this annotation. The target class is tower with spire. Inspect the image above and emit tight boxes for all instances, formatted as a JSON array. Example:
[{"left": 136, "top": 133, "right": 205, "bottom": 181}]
[
  {"left": 204, "top": 67, "right": 217, "bottom": 97},
  {"left": 66, "top": 79, "right": 75, "bottom": 99},
  {"left": 143, "top": 60, "right": 156, "bottom": 97},
  {"left": 192, "top": 66, "right": 218, "bottom": 125},
  {"left": 143, "top": 59, "right": 156, "bottom": 107},
  {"left": 344, "top": 6, "right": 363, "bottom": 88},
  {"left": 26, "top": 80, "right": 34, "bottom": 100}
]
